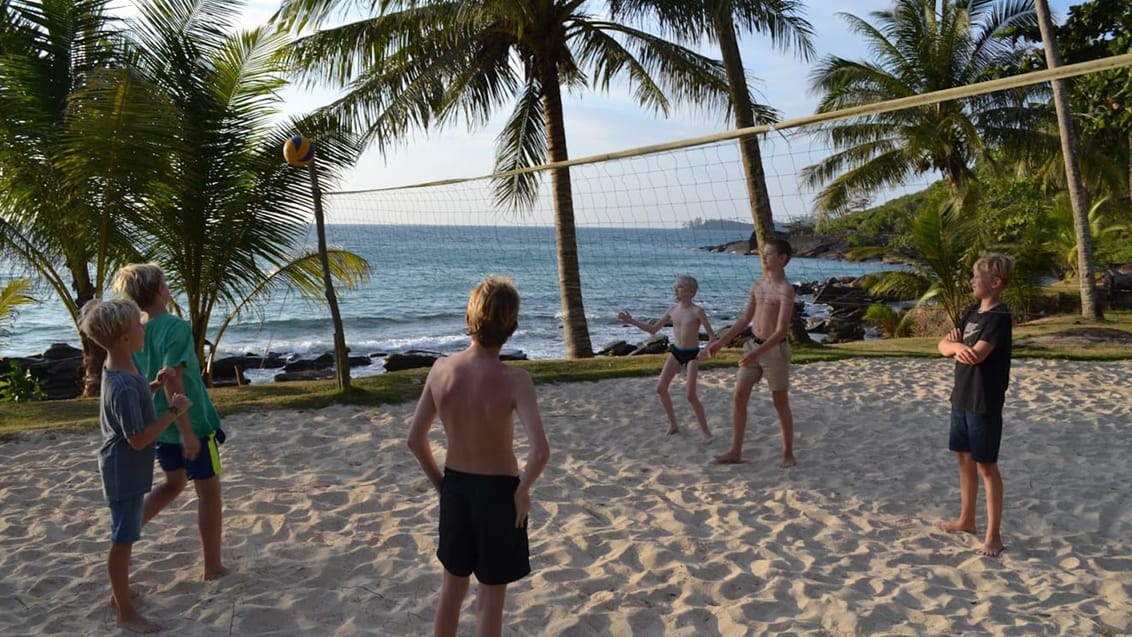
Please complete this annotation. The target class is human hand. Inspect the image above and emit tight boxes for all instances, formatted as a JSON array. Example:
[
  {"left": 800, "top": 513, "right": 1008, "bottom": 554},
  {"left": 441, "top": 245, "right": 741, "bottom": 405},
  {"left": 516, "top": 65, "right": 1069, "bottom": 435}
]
[
  {"left": 154, "top": 366, "right": 176, "bottom": 388},
  {"left": 954, "top": 345, "right": 978, "bottom": 365},
  {"left": 739, "top": 350, "right": 758, "bottom": 367},
  {"left": 513, "top": 487, "right": 530, "bottom": 528},
  {"left": 945, "top": 328, "right": 963, "bottom": 343},
  {"left": 170, "top": 392, "right": 192, "bottom": 413},
  {"left": 181, "top": 432, "right": 201, "bottom": 461},
  {"left": 617, "top": 310, "right": 633, "bottom": 324}
]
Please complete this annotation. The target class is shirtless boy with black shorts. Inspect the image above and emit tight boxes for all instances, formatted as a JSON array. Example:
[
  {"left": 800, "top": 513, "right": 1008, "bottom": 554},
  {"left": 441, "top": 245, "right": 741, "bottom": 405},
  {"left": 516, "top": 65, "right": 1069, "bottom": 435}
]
[
  {"left": 407, "top": 276, "right": 551, "bottom": 637},
  {"left": 619, "top": 275, "right": 716, "bottom": 441}
]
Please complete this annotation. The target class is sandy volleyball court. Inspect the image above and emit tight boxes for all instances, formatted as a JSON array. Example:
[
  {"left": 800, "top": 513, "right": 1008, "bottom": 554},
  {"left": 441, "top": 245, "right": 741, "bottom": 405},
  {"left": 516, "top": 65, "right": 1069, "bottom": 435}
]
[{"left": 1, "top": 358, "right": 1129, "bottom": 636}]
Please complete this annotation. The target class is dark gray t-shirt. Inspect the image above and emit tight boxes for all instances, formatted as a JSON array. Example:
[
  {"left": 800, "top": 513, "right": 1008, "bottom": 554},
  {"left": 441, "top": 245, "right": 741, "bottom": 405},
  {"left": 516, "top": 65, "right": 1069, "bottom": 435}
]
[
  {"left": 99, "top": 369, "right": 157, "bottom": 501},
  {"left": 951, "top": 303, "right": 1012, "bottom": 415}
]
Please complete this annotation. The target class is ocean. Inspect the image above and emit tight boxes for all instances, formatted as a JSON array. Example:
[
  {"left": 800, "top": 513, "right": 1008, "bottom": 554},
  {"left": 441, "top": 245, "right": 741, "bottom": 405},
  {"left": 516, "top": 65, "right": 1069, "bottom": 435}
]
[{"left": 2, "top": 225, "right": 900, "bottom": 381}]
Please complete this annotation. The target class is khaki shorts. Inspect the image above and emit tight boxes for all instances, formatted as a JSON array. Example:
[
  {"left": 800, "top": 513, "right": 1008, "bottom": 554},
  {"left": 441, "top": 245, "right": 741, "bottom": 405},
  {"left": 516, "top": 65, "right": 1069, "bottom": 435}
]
[{"left": 737, "top": 339, "right": 791, "bottom": 391}]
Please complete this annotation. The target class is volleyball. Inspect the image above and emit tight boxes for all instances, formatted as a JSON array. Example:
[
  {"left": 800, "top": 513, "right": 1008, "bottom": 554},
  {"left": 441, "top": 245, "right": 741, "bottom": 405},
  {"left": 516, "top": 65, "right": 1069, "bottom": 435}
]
[{"left": 283, "top": 135, "right": 314, "bottom": 167}]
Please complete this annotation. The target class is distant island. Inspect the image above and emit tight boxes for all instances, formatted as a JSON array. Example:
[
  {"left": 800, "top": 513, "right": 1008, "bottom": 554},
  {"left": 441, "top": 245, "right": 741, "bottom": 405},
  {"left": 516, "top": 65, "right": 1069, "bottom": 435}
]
[{"left": 682, "top": 217, "right": 753, "bottom": 231}]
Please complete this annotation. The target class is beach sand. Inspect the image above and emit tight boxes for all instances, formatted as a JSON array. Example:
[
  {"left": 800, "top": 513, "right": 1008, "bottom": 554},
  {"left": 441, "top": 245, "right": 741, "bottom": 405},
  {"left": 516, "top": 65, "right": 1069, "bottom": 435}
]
[{"left": 1, "top": 358, "right": 1129, "bottom": 636}]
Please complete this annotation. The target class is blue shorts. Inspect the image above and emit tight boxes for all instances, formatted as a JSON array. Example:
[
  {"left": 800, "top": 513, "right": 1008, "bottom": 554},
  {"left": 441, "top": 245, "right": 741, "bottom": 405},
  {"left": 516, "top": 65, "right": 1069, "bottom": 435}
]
[
  {"left": 156, "top": 429, "right": 226, "bottom": 480},
  {"left": 109, "top": 494, "right": 145, "bottom": 544},
  {"left": 949, "top": 407, "right": 1002, "bottom": 463}
]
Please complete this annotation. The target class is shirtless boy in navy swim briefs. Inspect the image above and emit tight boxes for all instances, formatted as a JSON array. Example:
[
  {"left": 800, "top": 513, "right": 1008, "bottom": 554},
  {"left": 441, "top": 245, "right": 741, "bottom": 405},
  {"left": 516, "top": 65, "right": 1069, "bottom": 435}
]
[
  {"left": 619, "top": 275, "right": 716, "bottom": 441},
  {"left": 408, "top": 276, "right": 550, "bottom": 637}
]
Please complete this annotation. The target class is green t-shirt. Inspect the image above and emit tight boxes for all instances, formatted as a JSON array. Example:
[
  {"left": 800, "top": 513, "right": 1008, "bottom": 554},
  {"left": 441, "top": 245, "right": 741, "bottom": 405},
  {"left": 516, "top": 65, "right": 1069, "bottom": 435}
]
[{"left": 133, "top": 312, "right": 221, "bottom": 443}]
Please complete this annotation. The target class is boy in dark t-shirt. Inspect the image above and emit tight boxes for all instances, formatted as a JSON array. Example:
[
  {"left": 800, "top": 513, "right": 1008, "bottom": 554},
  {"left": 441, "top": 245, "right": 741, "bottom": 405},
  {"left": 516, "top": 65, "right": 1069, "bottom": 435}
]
[{"left": 934, "top": 253, "right": 1015, "bottom": 558}]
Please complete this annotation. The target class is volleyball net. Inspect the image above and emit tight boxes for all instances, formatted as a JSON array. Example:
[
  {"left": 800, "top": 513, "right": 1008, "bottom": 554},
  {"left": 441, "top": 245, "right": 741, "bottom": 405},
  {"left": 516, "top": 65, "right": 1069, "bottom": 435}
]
[{"left": 312, "top": 55, "right": 1131, "bottom": 339}]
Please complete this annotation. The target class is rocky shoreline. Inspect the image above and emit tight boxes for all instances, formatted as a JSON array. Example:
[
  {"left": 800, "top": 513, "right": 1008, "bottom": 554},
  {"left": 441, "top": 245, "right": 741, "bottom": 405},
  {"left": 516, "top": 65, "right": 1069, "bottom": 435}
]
[{"left": 1, "top": 273, "right": 894, "bottom": 400}]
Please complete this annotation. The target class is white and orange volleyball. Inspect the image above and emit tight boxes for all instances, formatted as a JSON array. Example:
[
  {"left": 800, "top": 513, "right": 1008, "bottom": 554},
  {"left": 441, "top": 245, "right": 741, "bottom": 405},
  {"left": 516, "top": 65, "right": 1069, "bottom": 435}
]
[{"left": 282, "top": 135, "right": 315, "bottom": 167}]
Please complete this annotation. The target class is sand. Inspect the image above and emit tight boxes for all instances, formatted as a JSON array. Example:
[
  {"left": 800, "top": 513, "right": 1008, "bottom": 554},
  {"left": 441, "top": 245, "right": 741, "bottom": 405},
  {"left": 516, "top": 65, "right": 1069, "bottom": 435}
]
[{"left": 0, "top": 358, "right": 1129, "bottom": 636}]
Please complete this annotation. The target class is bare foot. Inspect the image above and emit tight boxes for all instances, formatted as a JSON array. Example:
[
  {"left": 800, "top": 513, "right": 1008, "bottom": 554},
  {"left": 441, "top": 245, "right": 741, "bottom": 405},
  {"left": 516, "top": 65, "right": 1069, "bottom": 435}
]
[
  {"left": 204, "top": 564, "right": 231, "bottom": 581},
  {"left": 713, "top": 451, "right": 745, "bottom": 464},
  {"left": 976, "top": 542, "right": 1006, "bottom": 558},
  {"left": 666, "top": 426, "right": 679, "bottom": 436},
  {"left": 118, "top": 614, "right": 162, "bottom": 634},
  {"left": 780, "top": 454, "right": 796, "bottom": 468},
  {"left": 109, "top": 588, "right": 138, "bottom": 608},
  {"left": 700, "top": 433, "right": 714, "bottom": 445},
  {"left": 933, "top": 520, "right": 976, "bottom": 534}
]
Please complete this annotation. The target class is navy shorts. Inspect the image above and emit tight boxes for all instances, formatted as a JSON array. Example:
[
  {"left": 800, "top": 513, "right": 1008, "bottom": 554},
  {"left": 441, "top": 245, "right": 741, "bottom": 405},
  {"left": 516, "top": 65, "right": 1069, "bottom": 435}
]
[
  {"left": 437, "top": 467, "right": 530, "bottom": 585},
  {"left": 668, "top": 345, "right": 700, "bottom": 366},
  {"left": 156, "top": 429, "right": 226, "bottom": 480},
  {"left": 109, "top": 494, "right": 145, "bottom": 544},
  {"left": 949, "top": 407, "right": 1002, "bottom": 463}
]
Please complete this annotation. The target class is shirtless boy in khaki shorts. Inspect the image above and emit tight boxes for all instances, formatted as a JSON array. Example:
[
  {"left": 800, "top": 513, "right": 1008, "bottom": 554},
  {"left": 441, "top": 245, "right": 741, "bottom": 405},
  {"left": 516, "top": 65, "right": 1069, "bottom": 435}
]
[{"left": 703, "top": 239, "right": 796, "bottom": 467}]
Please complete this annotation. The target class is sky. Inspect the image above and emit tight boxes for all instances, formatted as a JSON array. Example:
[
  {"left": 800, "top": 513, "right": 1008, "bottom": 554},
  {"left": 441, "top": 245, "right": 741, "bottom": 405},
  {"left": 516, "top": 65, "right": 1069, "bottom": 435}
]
[{"left": 116, "top": 0, "right": 1077, "bottom": 223}]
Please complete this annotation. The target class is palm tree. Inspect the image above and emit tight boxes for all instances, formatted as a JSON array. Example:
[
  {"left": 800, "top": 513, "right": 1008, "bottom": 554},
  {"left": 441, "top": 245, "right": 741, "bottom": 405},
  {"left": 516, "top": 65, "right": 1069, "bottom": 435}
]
[
  {"left": 0, "top": 278, "right": 35, "bottom": 345},
  {"left": 1033, "top": 0, "right": 1100, "bottom": 318},
  {"left": 107, "top": 0, "right": 372, "bottom": 369},
  {"left": 855, "top": 195, "right": 982, "bottom": 329},
  {"left": 274, "top": 0, "right": 735, "bottom": 358},
  {"left": 609, "top": 0, "right": 815, "bottom": 248},
  {"left": 0, "top": 0, "right": 154, "bottom": 394},
  {"left": 802, "top": 0, "right": 1047, "bottom": 217}
]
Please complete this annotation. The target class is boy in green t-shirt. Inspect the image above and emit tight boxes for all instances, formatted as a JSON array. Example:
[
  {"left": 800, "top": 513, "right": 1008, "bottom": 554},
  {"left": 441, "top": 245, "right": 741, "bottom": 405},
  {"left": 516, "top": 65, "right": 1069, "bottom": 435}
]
[{"left": 112, "top": 264, "right": 230, "bottom": 580}]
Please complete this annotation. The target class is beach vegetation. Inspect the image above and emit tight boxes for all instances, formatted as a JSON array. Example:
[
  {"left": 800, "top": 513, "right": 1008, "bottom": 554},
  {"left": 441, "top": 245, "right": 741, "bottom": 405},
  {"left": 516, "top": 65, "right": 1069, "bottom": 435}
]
[
  {"left": 863, "top": 303, "right": 912, "bottom": 339},
  {"left": 801, "top": 0, "right": 1048, "bottom": 217},
  {"left": 0, "top": 278, "right": 34, "bottom": 344},
  {"left": 0, "top": 359, "right": 44, "bottom": 403},
  {"left": 609, "top": 0, "right": 815, "bottom": 249},
  {"left": 273, "top": 0, "right": 744, "bottom": 358}
]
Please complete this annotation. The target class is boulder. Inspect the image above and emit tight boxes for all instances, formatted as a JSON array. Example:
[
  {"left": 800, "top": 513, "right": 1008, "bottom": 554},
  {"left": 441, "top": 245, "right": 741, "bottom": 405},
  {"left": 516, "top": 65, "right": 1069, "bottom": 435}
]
[{"left": 384, "top": 351, "right": 443, "bottom": 372}]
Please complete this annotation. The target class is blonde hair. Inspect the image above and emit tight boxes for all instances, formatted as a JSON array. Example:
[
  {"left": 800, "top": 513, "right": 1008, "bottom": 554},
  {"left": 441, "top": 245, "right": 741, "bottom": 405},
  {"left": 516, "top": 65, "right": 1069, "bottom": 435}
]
[
  {"left": 79, "top": 298, "right": 141, "bottom": 351},
  {"left": 677, "top": 275, "right": 698, "bottom": 295},
  {"left": 111, "top": 263, "right": 166, "bottom": 310},
  {"left": 466, "top": 276, "right": 520, "bottom": 348},
  {"left": 975, "top": 253, "right": 1015, "bottom": 286}
]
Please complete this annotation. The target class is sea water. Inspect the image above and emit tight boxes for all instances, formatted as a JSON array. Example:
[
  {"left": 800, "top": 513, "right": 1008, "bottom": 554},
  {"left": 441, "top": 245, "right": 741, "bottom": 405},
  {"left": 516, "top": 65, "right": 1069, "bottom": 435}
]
[{"left": 2, "top": 225, "right": 900, "bottom": 378}]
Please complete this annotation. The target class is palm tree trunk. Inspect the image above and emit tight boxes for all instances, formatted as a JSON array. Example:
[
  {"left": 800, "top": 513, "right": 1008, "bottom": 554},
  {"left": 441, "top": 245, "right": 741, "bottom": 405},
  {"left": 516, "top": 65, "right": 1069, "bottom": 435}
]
[
  {"left": 1035, "top": 0, "right": 1101, "bottom": 319},
  {"left": 308, "top": 158, "right": 352, "bottom": 388},
  {"left": 713, "top": 9, "right": 775, "bottom": 252},
  {"left": 541, "top": 61, "right": 593, "bottom": 358}
]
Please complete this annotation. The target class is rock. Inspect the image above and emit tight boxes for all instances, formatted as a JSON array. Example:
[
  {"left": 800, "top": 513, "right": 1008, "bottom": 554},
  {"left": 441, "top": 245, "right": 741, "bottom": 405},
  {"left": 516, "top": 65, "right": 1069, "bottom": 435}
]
[
  {"left": 273, "top": 369, "right": 337, "bottom": 382},
  {"left": 628, "top": 335, "right": 668, "bottom": 356},
  {"left": 596, "top": 340, "right": 636, "bottom": 357},
  {"left": 384, "top": 351, "right": 443, "bottom": 372}
]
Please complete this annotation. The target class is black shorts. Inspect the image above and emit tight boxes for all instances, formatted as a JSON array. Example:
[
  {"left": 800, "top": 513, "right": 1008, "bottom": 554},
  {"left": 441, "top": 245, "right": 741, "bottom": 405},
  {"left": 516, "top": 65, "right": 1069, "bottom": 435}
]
[
  {"left": 438, "top": 467, "right": 530, "bottom": 585},
  {"left": 949, "top": 407, "right": 1002, "bottom": 463},
  {"left": 668, "top": 344, "right": 699, "bottom": 365}
]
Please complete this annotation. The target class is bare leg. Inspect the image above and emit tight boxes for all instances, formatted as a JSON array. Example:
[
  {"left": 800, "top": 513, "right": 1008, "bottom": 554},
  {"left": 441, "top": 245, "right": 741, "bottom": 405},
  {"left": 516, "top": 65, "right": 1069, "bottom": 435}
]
[
  {"left": 474, "top": 583, "right": 508, "bottom": 637},
  {"left": 715, "top": 377, "right": 755, "bottom": 463},
  {"left": 194, "top": 476, "right": 229, "bottom": 580},
  {"left": 108, "top": 542, "right": 162, "bottom": 634},
  {"left": 143, "top": 469, "right": 187, "bottom": 524},
  {"left": 684, "top": 361, "right": 713, "bottom": 442},
  {"left": 771, "top": 389, "right": 795, "bottom": 467},
  {"left": 435, "top": 571, "right": 470, "bottom": 637},
  {"left": 934, "top": 452, "right": 978, "bottom": 534},
  {"left": 655, "top": 357, "right": 682, "bottom": 435},
  {"left": 976, "top": 461, "right": 1005, "bottom": 556}
]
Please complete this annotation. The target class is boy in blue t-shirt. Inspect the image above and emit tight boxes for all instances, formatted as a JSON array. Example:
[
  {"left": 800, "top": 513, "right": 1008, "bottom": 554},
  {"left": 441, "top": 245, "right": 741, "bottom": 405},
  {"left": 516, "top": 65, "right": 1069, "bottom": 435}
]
[
  {"left": 112, "top": 263, "right": 230, "bottom": 580},
  {"left": 80, "top": 299, "right": 192, "bottom": 634},
  {"left": 934, "top": 253, "right": 1015, "bottom": 558}
]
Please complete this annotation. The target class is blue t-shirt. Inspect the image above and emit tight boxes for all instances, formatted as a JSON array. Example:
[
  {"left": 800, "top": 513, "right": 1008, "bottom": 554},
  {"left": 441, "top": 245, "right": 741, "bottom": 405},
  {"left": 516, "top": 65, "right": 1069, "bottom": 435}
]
[{"left": 99, "top": 369, "right": 157, "bottom": 501}]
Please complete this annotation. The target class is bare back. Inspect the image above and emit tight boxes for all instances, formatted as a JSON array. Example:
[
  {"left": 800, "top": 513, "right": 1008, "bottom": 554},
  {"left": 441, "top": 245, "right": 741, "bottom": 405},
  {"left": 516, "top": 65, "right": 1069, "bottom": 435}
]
[
  {"left": 747, "top": 278, "right": 795, "bottom": 339},
  {"left": 428, "top": 350, "right": 522, "bottom": 476}
]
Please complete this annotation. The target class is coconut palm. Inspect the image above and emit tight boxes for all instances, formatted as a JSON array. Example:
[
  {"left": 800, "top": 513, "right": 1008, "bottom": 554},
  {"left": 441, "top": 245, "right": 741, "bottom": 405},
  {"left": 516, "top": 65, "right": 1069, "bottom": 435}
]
[
  {"left": 802, "top": 0, "right": 1048, "bottom": 217},
  {"left": 274, "top": 0, "right": 735, "bottom": 358},
  {"left": 609, "top": 0, "right": 814, "bottom": 248},
  {"left": 103, "top": 0, "right": 372, "bottom": 368},
  {"left": 0, "top": 0, "right": 160, "bottom": 394},
  {"left": 0, "top": 278, "right": 35, "bottom": 345}
]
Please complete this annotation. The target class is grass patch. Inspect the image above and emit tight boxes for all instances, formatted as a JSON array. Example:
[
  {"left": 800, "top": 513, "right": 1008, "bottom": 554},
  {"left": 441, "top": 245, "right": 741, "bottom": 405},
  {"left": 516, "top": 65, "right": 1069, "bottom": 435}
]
[{"left": 3, "top": 311, "right": 1128, "bottom": 439}]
